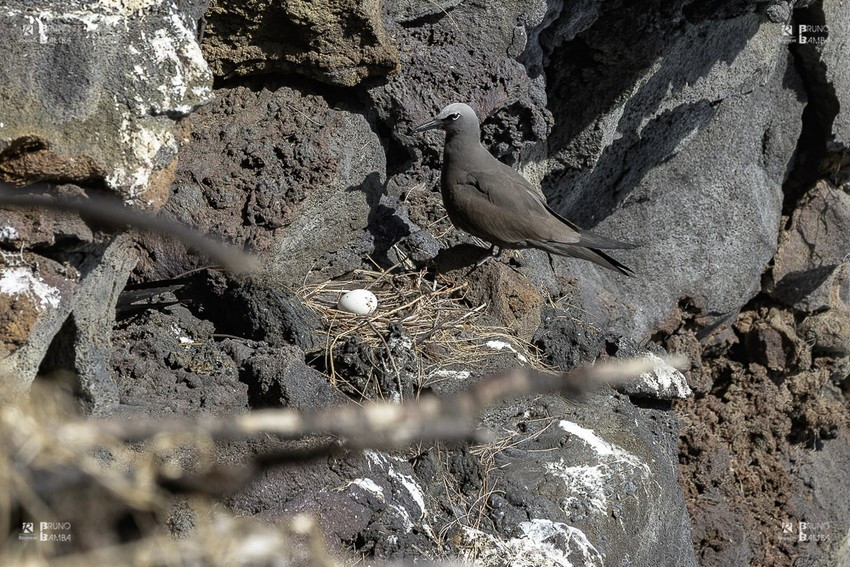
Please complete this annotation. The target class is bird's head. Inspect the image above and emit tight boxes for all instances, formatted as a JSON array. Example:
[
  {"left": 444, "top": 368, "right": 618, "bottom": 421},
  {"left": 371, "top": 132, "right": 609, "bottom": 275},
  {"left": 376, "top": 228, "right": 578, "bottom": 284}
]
[{"left": 411, "top": 103, "right": 480, "bottom": 137}]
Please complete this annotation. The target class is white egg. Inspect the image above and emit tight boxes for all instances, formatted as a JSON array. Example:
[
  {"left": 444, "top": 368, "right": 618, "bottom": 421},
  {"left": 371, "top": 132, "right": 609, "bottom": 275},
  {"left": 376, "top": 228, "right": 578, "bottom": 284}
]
[{"left": 337, "top": 289, "right": 378, "bottom": 315}]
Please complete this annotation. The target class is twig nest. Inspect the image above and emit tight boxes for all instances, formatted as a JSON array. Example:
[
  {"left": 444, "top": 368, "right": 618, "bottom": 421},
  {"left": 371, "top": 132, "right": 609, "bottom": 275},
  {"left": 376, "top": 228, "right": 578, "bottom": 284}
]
[{"left": 337, "top": 289, "right": 378, "bottom": 315}]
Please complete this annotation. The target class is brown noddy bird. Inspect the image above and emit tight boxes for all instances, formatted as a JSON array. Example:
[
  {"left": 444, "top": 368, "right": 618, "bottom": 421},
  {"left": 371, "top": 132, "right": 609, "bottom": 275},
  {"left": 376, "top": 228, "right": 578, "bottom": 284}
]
[{"left": 412, "top": 103, "right": 635, "bottom": 276}]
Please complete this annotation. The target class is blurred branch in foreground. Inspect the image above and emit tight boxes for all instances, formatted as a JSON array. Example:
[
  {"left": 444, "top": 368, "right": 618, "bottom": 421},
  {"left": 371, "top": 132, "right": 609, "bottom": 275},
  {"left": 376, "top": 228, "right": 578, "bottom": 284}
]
[
  {"left": 0, "top": 183, "right": 257, "bottom": 273},
  {"left": 71, "top": 355, "right": 686, "bottom": 495},
  {"left": 2, "top": 356, "right": 685, "bottom": 566}
]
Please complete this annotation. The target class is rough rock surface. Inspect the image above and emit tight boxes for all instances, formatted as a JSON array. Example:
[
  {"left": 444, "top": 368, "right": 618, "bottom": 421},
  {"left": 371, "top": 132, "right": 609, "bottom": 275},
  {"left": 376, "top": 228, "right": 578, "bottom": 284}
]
[
  {"left": 112, "top": 304, "right": 248, "bottom": 417},
  {"left": 454, "top": 393, "right": 697, "bottom": 566},
  {"left": 371, "top": 0, "right": 552, "bottom": 171},
  {"left": 671, "top": 304, "right": 849, "bottom": 567},
  {"left": 769, "top": 180, "right": 850, "bottom": 311},
  {"left": 202, "top": 0, "right": 399, "bottom": 86},
  {"left": 1, "top": 233, "right": 136, "bottom": 411},
  {"left": 4, "top": 0, "right": 850, "bottom": 565},
  {"left": 548, "top": 21, "right": 805, "bottom": 339},
  {"left": 0, "top": 0, "right": 212, "bottom": 201},
  {"left": 1, "top": 0, "right": 214, "bottom": 407},
  {"left": 133, "top": 85, "right": 386, "bottom": 286}
]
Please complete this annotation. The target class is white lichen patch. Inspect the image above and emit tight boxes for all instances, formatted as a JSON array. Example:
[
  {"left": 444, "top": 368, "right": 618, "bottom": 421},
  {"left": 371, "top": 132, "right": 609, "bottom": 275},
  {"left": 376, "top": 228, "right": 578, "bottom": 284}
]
[
  {"left": 0, "top": 226, "right": 19, "bottom": 240},
  {"left": 557, "top": 420, "right": 643, "bottom": 465},
  {"left": 0, "top": 267, "right": 61, "bottom": 309},
  {"left": 169, "top": 323, "right": 193, "bottom": 346},
  {"left": 107, "top": 117, "right": 177, "bottom": 201},
  {"left": 3, "top": 7, "right": 122, "bottom": 42},
  {"left": 543, "top": 463, "right": 610, "bottom": 514},
  {"left": 429, "top": 369, "right": 472, "bottom": 381},
  {"left": 459, "top": 520, "right": 603, "bottom": 567},
  {"left": 519, "top": 520, "right": 604, "bottom": 566}
]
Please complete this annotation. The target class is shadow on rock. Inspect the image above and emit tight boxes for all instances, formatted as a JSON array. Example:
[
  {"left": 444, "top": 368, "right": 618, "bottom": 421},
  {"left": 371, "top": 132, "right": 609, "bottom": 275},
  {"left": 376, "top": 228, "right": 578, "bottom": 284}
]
[
  {"left": 347, "top": 171, "right": 411, "bottom": 267},
  {"left": 433, "top": 243, "right": 491, "bottom": 273}
]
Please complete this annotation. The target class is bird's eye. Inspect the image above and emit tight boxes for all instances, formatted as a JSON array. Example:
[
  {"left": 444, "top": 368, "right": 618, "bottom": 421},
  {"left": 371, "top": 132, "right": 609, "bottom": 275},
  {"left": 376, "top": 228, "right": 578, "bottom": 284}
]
[{"left": 450, "top": 113, "right": 461, "bottom": 121}]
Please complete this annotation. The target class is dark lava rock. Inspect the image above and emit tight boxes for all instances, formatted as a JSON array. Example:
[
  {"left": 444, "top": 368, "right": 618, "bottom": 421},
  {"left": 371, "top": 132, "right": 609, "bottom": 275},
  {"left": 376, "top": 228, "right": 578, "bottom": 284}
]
[
  {"left": 534, "top": 305, "right": 606, "bottom": 371},
  {"left": 198, "top": 272, "right": 324, "bottom": 354},
  {"left": 236, "top": 344, "right": 346, "bottom": 410},
  {"left": 111, "top": 304, "right": 248, "bottom": 417},
  {"left": 133, "top": 85, "right": 385, "bottom": 286}
]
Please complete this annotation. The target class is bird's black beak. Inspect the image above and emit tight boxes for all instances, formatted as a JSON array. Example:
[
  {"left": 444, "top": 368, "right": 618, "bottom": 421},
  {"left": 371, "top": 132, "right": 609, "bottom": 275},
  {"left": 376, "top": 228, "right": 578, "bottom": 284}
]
[{"left": 410, "top": 117, "right": 442, "bottom": 134}]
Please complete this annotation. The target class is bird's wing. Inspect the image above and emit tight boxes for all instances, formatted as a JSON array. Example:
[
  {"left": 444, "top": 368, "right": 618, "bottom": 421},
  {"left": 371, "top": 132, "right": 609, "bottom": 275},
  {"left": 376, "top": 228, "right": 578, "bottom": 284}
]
[
  {"left": 453, "top": 167, "right": 582, "bottom": 246},
  {"left": 461, "top": 164, "right": 636, "bottom": 250}
]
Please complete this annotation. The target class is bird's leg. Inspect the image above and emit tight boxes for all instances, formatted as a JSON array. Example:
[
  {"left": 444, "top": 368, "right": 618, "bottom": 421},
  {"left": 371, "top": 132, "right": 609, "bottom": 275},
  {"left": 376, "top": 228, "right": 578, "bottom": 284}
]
[{"left": 471, "top": 244, "right": 501, "bottom": 270}]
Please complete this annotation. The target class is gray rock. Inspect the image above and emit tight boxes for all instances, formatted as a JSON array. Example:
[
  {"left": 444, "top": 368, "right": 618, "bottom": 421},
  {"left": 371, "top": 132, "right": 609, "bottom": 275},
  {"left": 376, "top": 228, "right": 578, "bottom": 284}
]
[
  {"left": 0, "top": 0, "right": 212, "bottom": 201},
  {"left": 459, "top": 394, "right": 697, "bottom": 566},
  {"left": 1, "top": 235, "right": 136, "bottom": 411},
  {"left": 66, "top": 235, "right": 139, "bottom": 415},
  {"left": 534, "top": 306, "right": 606, "bottom": 370},
  {"left": 387, "top": 0, "right": 465, "bottom": 23},
  {"left": 769, "top": 181, "right": 850, "bottom": 311},
  {"left": 0, "top": 252, "right": 79, "bottom": 402},
  {"left": 546, "top": 19, "right": 805, "bottom": 339},
  {"left": 792, "top": 430, "right": 850, "bottom": 566}
]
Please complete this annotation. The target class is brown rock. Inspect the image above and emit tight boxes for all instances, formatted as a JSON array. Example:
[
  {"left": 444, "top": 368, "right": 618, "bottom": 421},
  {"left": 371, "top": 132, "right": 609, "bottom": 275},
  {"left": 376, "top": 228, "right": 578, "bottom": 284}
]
[
  {"left": 800, "top": 309, "right": 850, "bottom": 357},
  {"left": 202, "top": 0, "right": 400, "bottom": 86},
  {"left": 0, "top": 254, "right": 75, "bottom": 356},
  {"left": 741, "top": 308, "right": 810, "bottom": 374},
  {"left": 463, "top": 259, "right": 543, "bottom": 342}
]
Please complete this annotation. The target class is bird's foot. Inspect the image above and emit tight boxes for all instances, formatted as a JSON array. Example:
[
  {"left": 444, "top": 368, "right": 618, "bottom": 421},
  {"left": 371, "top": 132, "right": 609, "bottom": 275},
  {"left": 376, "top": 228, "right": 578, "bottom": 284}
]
[{"left": 465, "top": 245, "right": 501, "bottom": 276}]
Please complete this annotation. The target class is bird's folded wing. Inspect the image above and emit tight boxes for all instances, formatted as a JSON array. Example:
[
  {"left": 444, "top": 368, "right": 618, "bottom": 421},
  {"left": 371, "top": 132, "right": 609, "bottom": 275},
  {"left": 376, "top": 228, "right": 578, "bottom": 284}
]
[
  {"left": 457, "top": 169, "right": 581, "bottom": 244},
  {"left": 460, "top": 168, "right": 636, "bottom": 250}
]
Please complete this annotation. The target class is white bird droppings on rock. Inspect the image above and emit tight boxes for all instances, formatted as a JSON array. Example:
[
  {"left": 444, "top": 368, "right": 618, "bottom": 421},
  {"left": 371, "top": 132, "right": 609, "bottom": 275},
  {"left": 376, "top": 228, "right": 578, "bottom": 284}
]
[
  {"left": 485, "top": 339, "right": 529, "bottom": 363},
  {"left": 0, "top": 226, "right": 19, "bottom": 240},
  {"left": 458, "top": 519, "right": 603, "bottom": 567}
]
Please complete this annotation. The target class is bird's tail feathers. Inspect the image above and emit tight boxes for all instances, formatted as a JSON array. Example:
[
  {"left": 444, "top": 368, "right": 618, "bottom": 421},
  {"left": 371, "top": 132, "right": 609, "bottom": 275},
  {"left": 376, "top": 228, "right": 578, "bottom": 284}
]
[
  {"left": 541, "top": 242, "right": 635, "bottom": 277},
  {"left": 576, "top": 230, "right": 638, "bottom": 250}
]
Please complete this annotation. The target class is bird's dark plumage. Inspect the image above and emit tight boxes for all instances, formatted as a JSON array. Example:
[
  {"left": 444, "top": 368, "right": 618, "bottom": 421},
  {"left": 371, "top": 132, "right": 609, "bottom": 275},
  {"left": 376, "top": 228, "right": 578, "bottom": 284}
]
[{"left": 412, "top": 103, "right": 635, "bottom": 276}]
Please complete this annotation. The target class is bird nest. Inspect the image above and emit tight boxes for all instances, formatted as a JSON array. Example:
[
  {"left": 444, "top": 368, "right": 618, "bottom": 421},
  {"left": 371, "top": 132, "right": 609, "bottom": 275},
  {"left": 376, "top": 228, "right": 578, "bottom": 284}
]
[{"left": 296, "top": 265, "right": 551, "bottom": 387}]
